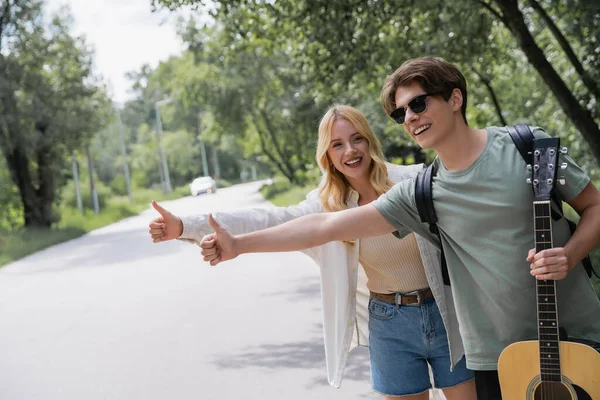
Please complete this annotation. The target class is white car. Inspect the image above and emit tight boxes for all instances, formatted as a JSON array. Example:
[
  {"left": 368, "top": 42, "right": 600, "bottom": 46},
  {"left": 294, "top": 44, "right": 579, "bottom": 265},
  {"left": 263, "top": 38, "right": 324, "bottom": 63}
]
[{"left": 190, "top": 176, "right": 217, "bottom": 196}]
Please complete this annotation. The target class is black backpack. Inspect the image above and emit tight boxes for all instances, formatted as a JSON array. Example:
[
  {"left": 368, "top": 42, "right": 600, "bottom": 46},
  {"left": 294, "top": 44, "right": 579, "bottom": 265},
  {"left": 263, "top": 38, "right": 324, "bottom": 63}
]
[{"left": 415, "top": 124, "right": 598, "bottom": 286}]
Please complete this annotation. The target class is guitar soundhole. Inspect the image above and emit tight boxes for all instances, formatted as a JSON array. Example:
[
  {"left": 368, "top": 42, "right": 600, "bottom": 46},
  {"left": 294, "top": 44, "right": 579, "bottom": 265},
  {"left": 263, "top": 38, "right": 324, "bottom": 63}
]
[{"left": 533, "top": 381, "right": 591, "bottom": 399}]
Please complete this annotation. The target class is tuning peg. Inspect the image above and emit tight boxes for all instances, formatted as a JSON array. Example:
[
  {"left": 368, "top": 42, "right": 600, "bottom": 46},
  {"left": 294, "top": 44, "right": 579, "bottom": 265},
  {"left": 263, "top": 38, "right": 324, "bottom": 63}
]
[
  {"left": 560, "top": 147, "right": 568, "bottom": 154},
  {"left": 526, "top": 178, "right": 532, "bottom": 184},
  {"left": 558, "top": 177, "right": 566, "bottom": 185},
  {"left": 526, "top": 164, "right": 532, "bottom": 171},
  {"left": 560, "top": 163, "right": 568, "bottom": 170}
]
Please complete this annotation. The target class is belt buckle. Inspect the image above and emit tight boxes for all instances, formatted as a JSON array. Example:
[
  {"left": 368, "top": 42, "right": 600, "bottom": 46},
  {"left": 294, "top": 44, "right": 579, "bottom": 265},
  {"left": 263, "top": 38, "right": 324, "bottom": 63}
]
[
  {"left": 394, "top": 293, "right": 403, "bottom": 306},
  {"left": 403, "top": 290, "right": 424, "bottom": 306}
]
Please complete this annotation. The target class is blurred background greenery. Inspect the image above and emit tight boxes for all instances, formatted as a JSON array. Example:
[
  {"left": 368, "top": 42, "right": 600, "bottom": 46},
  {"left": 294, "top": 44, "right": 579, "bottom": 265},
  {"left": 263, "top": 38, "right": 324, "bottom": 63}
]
[{"left": 1, "top": 0, "right": 599, "bottom": 297}]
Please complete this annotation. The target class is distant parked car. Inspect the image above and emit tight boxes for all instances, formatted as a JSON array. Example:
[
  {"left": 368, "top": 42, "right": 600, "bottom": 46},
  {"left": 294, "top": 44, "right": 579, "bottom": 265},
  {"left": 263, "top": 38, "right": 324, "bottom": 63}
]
[{"left": 190, "top": 176, "right": 217, "bottom": 196}]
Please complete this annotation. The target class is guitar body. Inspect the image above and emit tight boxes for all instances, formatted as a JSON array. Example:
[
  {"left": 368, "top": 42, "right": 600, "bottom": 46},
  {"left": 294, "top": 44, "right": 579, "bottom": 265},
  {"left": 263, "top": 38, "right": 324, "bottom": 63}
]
[{"left": 499, "top": 340, "right": 600, "bottom": 399}]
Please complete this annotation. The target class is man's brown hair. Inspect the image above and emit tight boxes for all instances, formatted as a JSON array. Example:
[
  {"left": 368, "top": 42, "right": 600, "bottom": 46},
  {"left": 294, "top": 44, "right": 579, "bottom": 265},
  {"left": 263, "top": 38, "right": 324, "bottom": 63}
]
[{"left": 381, "top": 57, "right": 468, "bottom": 123}]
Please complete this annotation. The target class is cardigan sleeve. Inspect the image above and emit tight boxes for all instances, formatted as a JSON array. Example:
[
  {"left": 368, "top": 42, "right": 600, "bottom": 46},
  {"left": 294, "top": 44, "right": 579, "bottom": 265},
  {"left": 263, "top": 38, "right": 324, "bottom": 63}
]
[{"left": 178, "top": 188, "right": 324, "bottom": 260}]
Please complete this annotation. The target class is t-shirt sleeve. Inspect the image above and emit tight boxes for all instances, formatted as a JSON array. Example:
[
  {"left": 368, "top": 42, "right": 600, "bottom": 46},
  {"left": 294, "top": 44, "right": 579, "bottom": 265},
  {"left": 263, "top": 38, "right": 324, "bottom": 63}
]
[
  {"left": 532, "top": 127, "right": 590, "bottom": 201},
  {"left": 372, "top": 178, "right": 440, "bottom": 247}
]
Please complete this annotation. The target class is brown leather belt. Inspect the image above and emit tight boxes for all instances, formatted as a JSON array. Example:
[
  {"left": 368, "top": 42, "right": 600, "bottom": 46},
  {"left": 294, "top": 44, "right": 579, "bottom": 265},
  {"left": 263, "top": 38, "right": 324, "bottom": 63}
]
[{"left": 370, "top": 288, "right": 434, "bottom": 306}]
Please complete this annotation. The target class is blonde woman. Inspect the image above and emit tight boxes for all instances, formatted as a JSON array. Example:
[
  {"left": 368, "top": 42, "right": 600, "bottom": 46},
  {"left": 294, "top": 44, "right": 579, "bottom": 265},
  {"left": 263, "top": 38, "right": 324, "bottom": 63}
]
[{"left": 149, "top": 105, "right": 476, "bottom": 400}]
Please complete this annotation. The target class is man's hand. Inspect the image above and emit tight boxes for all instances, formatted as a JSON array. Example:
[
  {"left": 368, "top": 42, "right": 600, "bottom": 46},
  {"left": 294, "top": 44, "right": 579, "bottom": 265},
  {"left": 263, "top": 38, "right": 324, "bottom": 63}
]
[
  {"left": 527, "top": 247, "right": 572, "bottom": 280},
  {"left": 200, "top": 214, "right": 238, "bottom": 266},
  {"left": 149, "top": 200, "right": 183, "bottom": 243}
]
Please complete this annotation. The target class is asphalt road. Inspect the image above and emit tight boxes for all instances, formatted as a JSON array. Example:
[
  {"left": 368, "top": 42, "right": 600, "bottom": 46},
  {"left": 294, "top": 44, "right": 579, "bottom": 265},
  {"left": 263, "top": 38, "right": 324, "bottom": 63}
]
[{"left": 0, "top": 181, "right": 385, "bottom": 400}]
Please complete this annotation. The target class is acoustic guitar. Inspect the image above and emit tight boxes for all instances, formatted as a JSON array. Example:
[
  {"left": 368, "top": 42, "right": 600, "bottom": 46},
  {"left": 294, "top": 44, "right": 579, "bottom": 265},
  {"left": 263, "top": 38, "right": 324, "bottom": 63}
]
[{"left": 498, "top": 137, "right": 600, "bottom": 399}]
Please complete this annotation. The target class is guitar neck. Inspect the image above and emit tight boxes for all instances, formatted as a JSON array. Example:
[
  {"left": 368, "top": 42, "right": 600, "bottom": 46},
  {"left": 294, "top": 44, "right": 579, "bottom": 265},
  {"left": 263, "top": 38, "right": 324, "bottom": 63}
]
[{"left": 534, "top": 200, "right": 561, "bottom": 382}]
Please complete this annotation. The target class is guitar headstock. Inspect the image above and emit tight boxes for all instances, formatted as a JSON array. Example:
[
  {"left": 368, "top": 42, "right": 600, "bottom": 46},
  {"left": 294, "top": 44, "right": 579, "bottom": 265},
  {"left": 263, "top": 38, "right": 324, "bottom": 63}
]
[{"left": 528, "top": 138, "right": 564, "bottom": 201}]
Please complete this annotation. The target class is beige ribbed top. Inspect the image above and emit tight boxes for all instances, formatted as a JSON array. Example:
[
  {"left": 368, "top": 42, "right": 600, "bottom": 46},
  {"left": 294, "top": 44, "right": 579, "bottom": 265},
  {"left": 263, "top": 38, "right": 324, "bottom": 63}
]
[{"left": 359, "top": 232, "right": 429, "bottom": 294}]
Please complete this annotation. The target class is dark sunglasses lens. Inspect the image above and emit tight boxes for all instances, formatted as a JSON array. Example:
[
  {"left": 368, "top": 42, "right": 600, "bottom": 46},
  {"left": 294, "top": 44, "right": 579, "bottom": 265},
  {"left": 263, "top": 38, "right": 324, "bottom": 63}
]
[
  {"left": 409, "top": 95, "right": 428, "bottom": 114},
  {"left": 390, "top": 109, "right": 406, "bottom": 124},
  {"left": 391, "top": 94, "right": 429, "bottom": 124}
]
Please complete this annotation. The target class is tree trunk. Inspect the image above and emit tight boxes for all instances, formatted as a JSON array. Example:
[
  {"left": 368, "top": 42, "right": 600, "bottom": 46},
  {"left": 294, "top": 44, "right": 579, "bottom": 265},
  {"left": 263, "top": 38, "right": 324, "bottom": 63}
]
[
  {"left": 4, "top": 144, "right": 48, "bottom": 227},
  {"left": 0, "top": 70, "right": 49, "bottom": 228},
  {"left": 252, "top": 119, "right": 297, "bottom": 183},
  {"left": 35, "top": 125, "right": 56, "bottom": 226},
  {"left": 258, "top": 109, "right": 300, "bottom": 176},
  {"left": 490, "top": 0, "right": 600, "bottom": 161},
  {"left": 471, "top": 67, "right": 507, "bottom": 126},
  {"left": 526, "top": 0, "right": 600, "bottom": 104},
  {"left": 252, "top": 111, "right": 298, "bottom": 182}
]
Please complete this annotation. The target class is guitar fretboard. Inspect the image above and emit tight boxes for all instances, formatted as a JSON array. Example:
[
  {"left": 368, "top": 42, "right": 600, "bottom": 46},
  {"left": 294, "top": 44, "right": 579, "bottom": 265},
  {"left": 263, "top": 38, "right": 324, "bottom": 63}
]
[{"left": 534, "top": 200, "right": 561, "bottom": 382}]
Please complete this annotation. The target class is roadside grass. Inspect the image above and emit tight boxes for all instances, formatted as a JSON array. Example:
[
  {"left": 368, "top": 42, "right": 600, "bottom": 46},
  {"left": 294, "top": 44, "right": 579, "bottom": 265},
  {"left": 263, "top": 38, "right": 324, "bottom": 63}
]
[
  {"left": 0, "top": 227, "right": 85, "bottom": 267},
  {"left": 0, "top": 185, "right": 190, "bottom": 268},
  {"left": 259, "top": 177, "right": 314, "bottom": 206}
]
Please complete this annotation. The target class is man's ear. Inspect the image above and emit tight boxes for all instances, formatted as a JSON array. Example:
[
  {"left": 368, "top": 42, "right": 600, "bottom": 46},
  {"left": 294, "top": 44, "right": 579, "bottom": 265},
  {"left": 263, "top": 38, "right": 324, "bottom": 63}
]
[{"left": 450, "top": 88, "right": 463, "bottom": 110}]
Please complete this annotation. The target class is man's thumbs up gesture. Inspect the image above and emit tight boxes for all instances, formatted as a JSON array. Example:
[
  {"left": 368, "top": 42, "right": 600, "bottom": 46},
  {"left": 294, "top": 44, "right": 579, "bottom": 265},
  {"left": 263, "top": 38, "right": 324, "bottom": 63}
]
[
  {"left": 200, "top": 214, "right": 238, "bottom": 266},
  {"left": 149, "top": 200, "right": 183, "bottom": 242}
]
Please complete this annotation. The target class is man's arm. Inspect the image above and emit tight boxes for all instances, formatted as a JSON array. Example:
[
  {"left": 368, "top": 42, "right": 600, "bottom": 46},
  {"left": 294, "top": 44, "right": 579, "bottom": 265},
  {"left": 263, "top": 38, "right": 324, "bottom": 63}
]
[
  {"left": 238, "top": 204, "right": 395, "bottom": 253},
  {"left": 564, "top": 182, "right": 600, "bottom": 269},
  {"left": 200, "top": 204, "right": 397, "bottom": 265},
  {"left": 529, "top": 182, "right": 600, "bottom": 280}
]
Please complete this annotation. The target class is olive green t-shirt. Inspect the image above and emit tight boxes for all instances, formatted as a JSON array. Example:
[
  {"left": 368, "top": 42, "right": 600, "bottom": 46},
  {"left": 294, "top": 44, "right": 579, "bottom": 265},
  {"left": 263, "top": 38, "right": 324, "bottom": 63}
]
[{"left": 372, "top": 126, "right": 600, "bottom": 370}]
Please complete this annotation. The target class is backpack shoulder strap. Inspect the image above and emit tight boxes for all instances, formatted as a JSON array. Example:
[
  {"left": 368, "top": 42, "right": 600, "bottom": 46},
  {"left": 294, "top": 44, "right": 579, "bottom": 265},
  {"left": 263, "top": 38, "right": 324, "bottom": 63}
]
[
  {"left": 507, "top": 124, "right": 564, "bottom": 219},
  {"left": 506, "top": 124, "right": 534, "bottom": 165},
  {"left": 415, "top": 162, "right": 451, "bottom": 286},
  {"left": 415, "top": 163, "right": 438, "bottom": 230}
]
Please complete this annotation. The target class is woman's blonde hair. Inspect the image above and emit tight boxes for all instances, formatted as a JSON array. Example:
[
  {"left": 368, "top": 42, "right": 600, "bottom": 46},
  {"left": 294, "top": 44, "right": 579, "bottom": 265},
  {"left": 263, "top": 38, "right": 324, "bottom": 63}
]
[{"left": 316, "top": 104, "right": 392, "bottom": 212}]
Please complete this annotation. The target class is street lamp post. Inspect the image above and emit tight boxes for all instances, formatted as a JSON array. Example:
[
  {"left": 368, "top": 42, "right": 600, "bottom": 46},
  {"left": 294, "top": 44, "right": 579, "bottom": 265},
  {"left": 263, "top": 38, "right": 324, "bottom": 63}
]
[
  {"left": 114, "top": 104, "right": 133, "bottom": 203},
  {"left": 197, "top": 113, "right": 209, "bottom": 177},
  {"left": 155, "top": 98, "right": 173, "bottom": 193}
]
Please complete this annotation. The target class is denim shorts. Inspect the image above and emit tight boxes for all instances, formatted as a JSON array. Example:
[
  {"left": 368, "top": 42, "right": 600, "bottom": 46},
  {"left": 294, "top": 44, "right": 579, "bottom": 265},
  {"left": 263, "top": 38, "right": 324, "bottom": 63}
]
[{"left": 368, "top": 296, "right": 474, "bottom": 396}]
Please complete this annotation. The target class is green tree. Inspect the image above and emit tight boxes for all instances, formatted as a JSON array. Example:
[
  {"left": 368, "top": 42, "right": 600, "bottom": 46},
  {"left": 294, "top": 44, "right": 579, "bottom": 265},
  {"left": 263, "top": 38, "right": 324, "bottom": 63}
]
[
  {"left": 152, "top": 0, "right": 600, "bottom": 162},
  {"left": 0, "top": 1, "right": 109, "bottom": 227}
]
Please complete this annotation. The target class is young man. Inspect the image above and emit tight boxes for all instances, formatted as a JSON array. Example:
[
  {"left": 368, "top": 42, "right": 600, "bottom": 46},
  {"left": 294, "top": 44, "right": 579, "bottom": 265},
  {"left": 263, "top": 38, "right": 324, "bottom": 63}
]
[{"left": 199, "top": 57, "right": 600, "bottom": 399}]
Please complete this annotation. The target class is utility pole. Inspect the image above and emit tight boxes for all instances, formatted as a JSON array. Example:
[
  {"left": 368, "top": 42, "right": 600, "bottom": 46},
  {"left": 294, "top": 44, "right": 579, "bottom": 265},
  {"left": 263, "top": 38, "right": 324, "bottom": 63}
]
[
  {"left": 72, "top": 152, "right": 83, "bottom": 213},
  {"left": 115, "top": 105, "right": 133, "bottom": 203},
  {"left": 197, "top": 113, "right": 209, "bottom": 177},
  {"left": 212, "top": 146, "right": 221, "bottom": 181},
  {"left": 86, "top": 144, "right": 99, "bottom": 214},
  {"left": 67, "top": 105, "right": 83, "bottom": 214},
  {"left": 155, "top": 98, "right": 173, "bottom": 193}
]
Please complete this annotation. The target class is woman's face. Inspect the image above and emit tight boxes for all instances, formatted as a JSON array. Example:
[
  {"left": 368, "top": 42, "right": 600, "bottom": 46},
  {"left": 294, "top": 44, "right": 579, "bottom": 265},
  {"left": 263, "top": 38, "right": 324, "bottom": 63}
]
[{"left": 326, "top": 118, "right": 372, "bottom": 184}]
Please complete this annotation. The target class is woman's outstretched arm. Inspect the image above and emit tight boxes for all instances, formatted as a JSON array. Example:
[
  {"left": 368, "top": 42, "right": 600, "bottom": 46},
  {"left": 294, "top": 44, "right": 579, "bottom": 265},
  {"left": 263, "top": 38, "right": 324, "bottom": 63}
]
[{"left": 149, "top": 188, "right": 323, "bottom": 243}]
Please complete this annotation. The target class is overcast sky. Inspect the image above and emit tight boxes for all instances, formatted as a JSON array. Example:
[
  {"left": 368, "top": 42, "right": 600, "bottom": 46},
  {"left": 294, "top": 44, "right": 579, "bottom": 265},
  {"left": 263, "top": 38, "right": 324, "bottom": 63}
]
[{"left": 45, "top": 0, "right": 197, "bottom": 103}]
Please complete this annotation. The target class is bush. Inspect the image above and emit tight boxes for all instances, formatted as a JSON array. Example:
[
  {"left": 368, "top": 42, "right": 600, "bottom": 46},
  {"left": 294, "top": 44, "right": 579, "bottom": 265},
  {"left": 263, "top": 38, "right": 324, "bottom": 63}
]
[
  {"left": 60, "top": 179, "right": 112, "bottom": 210},
  {"left": 58, "top": 204, "right": 138, "bottom": 231},
  {"left": 110, "top": 174, "right": 129, "bottom": 196},
  {"left": 217, "top": 179, "right": 233, "bottom": 188},
  {"left": 259, "top": 176, "right": 315, "bottom": 207},
  {"left": 259, "top": 177, "right": 294, "bottom": 199}
]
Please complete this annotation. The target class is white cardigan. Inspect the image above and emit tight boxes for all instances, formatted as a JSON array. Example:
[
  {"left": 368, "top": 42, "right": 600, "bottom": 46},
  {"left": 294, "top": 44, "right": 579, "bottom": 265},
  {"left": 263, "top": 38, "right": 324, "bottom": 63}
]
[{"left": 179, "top": 163, "right": 464, "bottom": 388}]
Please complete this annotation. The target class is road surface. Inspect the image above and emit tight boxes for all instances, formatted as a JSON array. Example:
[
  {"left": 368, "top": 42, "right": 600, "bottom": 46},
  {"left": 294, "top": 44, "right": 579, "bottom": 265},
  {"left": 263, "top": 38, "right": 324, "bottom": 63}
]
[{"left": 0, "top": 182, "right": 385, "bottom": 400}]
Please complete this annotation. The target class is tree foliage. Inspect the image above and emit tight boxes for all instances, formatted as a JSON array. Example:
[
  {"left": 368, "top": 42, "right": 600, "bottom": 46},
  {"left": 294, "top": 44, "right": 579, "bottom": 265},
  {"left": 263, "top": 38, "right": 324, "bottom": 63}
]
[
  {"left": 153, "top": 0, "right": 600, "bottom": 165},
  {"left": 0, "top": 1, "right": 109, "bottom": 227}
]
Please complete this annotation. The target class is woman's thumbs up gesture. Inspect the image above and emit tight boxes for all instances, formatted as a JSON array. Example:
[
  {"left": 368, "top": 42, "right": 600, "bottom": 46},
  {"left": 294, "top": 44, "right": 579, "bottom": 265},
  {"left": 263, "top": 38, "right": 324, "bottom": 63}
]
[{"left": 148, "top": 200, "right": 183, "bottom": 243}]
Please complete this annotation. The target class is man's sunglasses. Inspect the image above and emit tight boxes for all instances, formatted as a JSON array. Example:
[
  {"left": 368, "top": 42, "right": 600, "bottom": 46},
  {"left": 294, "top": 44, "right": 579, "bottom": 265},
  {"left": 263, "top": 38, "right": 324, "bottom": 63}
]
[{"left": 389, "top": 93, "right": 434, "bottom": 124}]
